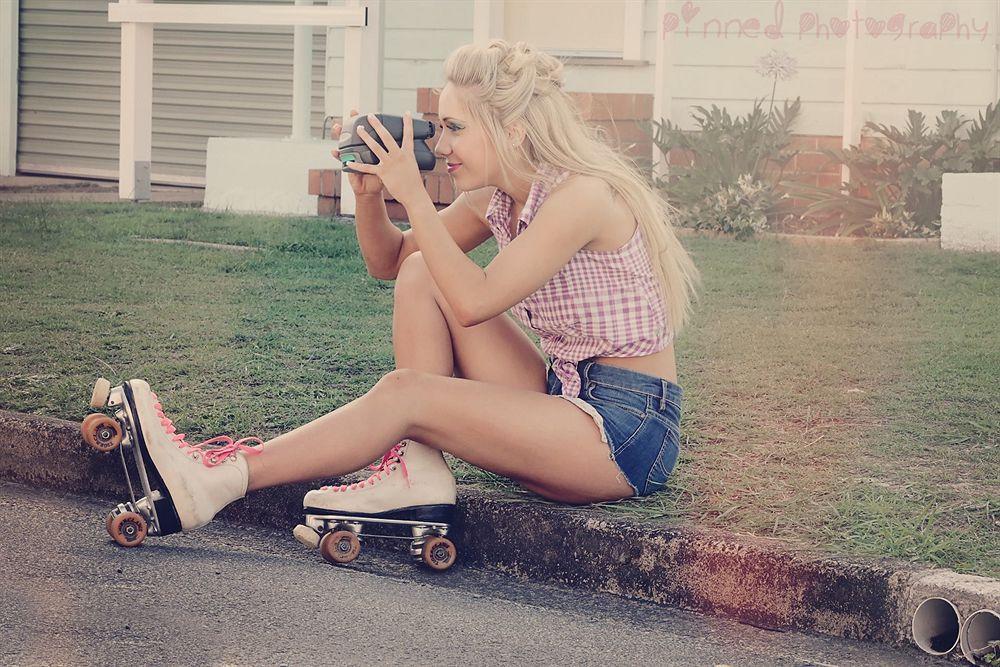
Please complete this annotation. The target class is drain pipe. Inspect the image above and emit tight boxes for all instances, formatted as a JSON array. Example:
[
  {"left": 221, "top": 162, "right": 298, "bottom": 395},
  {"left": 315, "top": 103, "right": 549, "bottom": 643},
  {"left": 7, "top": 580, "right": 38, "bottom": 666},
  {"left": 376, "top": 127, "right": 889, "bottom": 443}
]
[
  {"left": 960, "top": 609, "right": 1000, "bottom": 665},
  {"left": 912, "top": 597, "right": 962, "bottom": 656}
]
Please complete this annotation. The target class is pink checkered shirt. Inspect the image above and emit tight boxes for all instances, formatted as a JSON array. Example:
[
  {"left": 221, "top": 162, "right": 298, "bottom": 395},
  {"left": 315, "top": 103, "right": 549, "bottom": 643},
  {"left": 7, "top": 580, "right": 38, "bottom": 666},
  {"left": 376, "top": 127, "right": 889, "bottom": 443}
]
[{"left": 485, "top": 164, "right": 674, "bottom": 399}]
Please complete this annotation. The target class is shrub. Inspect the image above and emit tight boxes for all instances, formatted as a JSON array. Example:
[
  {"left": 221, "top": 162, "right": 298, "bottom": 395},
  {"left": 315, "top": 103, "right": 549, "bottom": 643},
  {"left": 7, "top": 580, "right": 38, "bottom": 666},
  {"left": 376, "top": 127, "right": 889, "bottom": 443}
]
[
  {"left": 648, "top": 98, "right": 801, "bottom": 239},
  {"left": 781, "top": 100, "right": 1000, "bottom": 238}
]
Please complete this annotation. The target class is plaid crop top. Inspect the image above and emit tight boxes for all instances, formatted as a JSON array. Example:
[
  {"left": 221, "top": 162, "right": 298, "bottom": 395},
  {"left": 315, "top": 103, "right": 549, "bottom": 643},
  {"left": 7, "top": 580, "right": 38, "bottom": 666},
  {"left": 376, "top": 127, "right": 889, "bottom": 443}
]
[{"left": 484, "top": 163, "right": 674, "bottom": 399}]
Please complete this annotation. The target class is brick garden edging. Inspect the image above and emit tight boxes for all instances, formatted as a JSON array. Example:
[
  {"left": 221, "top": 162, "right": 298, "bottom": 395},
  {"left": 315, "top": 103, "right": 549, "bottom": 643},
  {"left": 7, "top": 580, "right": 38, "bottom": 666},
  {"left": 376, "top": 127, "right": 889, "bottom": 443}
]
[{"left": 674, "top": 227, "right": 941, "bottom": 246}]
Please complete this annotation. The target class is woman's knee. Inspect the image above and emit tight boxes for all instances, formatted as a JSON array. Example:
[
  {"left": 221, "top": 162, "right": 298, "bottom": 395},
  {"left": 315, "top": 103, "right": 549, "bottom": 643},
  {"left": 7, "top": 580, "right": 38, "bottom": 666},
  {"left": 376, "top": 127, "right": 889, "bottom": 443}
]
[
  {"left": 394, "top": 251, "right": 430, "bottom": 294},
  {"left": 371, "top": 369, "right": 423, "bottom": 422},
  {"left": 373, "top": 368, "right": 422, "bottom": 397},
  {"left": 393, "top": 251, "right": 460, "bottom": 321}
]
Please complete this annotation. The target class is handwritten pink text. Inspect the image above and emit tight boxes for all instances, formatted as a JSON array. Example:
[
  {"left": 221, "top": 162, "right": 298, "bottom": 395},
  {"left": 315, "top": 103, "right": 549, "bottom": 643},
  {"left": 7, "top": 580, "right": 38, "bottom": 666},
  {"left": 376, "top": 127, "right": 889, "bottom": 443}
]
[{"left": 661, "top": 0, "right": 991, "bottom": 41}]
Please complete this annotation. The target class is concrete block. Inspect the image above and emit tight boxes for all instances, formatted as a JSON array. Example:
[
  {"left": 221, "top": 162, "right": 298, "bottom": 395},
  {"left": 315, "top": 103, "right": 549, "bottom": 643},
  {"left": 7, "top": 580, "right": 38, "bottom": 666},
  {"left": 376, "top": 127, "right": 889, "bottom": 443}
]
[
  {"left": 204, "top": 137, "right": 340, "bottom": 217},
  {"left": 941, "top": 173, "right": 1000, "bottom": 253}
]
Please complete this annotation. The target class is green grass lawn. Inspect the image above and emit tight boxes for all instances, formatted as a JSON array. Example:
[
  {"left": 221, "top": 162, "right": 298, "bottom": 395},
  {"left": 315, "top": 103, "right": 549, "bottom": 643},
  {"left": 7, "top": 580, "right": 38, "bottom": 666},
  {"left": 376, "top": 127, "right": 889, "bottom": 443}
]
[{"left": 1, "top": 201, "right": 997, "bottom": 578}]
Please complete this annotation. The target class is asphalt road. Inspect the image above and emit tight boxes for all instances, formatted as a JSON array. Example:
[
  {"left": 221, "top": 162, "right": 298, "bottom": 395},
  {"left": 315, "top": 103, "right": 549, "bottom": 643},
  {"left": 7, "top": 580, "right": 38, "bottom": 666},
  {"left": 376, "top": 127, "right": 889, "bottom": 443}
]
[{"left": 0, "top": 481, "right": 946, "bottom": 666}]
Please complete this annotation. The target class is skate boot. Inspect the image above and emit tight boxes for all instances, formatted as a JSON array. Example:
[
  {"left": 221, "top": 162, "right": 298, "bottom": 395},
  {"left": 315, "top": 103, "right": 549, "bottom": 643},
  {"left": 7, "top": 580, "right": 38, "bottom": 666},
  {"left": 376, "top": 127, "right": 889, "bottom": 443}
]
[
  {"left": 83, "top": 377, "right": 264, "bottom": 546},
  {"left": 294, "top": 439, "right": 459, "bottom": 571}
]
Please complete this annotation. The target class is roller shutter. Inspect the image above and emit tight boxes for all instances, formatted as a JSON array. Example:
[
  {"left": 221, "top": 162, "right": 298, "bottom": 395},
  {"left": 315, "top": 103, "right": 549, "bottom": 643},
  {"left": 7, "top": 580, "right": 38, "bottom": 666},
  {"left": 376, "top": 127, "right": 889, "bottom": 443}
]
[{"left": 17, "top": 0, "right": 327, "bottom": 186}]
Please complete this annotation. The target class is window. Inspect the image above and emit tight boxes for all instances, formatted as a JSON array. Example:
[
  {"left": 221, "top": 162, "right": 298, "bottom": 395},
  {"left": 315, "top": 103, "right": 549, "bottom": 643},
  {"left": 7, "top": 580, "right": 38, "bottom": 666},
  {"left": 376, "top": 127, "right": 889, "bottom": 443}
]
[{"left": 499, "top": 0, "right": 644, "bottom": 61}]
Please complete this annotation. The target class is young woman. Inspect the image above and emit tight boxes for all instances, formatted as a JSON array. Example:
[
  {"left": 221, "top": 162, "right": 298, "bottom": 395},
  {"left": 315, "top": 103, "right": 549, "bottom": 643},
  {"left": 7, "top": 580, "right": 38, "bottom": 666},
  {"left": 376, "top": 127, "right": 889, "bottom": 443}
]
[{"left": 119, "top": 39, "right": 700, "bottom": 535}]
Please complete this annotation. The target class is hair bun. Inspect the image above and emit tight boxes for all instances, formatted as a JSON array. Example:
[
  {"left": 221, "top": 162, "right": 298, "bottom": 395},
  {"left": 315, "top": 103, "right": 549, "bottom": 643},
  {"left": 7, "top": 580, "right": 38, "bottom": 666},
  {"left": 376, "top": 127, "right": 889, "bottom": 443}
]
[{"left": 490, "top": 39, "right": 564, "bottom": 95}]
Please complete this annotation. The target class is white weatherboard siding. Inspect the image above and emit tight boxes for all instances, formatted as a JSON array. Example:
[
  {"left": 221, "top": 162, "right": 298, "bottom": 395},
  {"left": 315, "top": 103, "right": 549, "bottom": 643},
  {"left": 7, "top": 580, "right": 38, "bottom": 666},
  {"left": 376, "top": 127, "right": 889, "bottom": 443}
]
[
  {"left": 323, "top": 0, "right": 662, "bottom": 118},
  {"left": 18, "top": 0, "right": 328, "bottom": 185},
  {"left": 324, "top": 0, "right": 473, "bottom": 117},
  {"left": 861, "top": 0, "right": 998, "bottom": 127},
  {"left": 655, "top": 0, "right": 998, "bottom": 134}
]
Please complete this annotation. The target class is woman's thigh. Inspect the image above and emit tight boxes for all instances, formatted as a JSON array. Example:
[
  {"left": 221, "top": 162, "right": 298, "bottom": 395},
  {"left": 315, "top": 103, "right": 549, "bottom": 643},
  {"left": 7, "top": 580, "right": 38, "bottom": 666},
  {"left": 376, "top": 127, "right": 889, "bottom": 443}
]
[{"left": 396, "top": 251, "right": 547, "bottom": 394}]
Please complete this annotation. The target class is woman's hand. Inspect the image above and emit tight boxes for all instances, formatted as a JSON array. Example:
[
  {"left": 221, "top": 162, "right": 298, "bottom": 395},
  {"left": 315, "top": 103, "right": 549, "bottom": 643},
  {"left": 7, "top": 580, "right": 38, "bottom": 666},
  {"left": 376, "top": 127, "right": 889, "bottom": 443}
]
[
  {"left": 329, "top": 109, "right": 384, "bottom": 197},
  {"left": 347, "top": 112, "right": 428, "bottom": 210}
]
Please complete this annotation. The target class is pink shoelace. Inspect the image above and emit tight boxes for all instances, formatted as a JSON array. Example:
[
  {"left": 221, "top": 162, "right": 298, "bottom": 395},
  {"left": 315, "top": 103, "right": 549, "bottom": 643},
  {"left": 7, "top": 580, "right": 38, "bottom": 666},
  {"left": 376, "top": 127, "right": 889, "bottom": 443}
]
[
  {"left": 320, "top": 441, "right": 410, "bottom": 492},
  {"left": 151, "top": 391, "right": 264, "bottom": 468}
]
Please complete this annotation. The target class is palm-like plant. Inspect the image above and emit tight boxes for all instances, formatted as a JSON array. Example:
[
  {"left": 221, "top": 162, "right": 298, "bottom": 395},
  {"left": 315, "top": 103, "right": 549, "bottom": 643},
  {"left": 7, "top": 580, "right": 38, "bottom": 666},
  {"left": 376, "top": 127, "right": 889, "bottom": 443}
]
[
  {"left": 781, "top": 100, "right": 1000, "bottom": 237},
  {"left": 646, "top": 97, "right": 802, "bottom": 236},
  {"left": 967, "top": 100, "right": 1000, "bottom": 171}
]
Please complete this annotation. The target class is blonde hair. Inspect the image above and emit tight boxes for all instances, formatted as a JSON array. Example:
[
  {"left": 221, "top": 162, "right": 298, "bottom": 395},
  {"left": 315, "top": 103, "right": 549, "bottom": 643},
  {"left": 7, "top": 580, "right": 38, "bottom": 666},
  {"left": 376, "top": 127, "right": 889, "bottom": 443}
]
[{"left": 441, "top": 39, "right": 701, "bottom": 337}]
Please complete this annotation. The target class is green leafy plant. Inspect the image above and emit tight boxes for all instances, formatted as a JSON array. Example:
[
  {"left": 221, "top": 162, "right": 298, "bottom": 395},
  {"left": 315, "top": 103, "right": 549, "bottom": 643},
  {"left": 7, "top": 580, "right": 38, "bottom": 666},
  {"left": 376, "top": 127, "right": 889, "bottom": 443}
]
[
  {"left": 967, "top": 101, "right": 1000, "bottom": 171},
  {"left": 979, "top": 639, "right": 1000, "bottom": 667},
  {"left": 675, "top": 173, "right": 777, "bottom": 240},
  {"left": 781, "top": 100, "right": 1000, "bottom": 238},
  {"left": 648, "top": 97, "right": 802, "bottom": 238}
]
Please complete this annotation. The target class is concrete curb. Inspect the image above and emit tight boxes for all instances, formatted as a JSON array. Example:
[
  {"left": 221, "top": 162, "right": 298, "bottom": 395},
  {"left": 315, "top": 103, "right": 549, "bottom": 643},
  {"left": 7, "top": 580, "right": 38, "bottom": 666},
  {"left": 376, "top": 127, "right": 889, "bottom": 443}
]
[{"left": 2, "top": 408, "right": 996, "bottom": 660}]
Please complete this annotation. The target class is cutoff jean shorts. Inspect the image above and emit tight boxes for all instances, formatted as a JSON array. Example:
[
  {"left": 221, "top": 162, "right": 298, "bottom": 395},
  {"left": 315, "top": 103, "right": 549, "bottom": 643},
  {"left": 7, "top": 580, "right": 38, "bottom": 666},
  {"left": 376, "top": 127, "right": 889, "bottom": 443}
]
[{"left": 546, "top": 357, "right": 683, "bottom": 498}]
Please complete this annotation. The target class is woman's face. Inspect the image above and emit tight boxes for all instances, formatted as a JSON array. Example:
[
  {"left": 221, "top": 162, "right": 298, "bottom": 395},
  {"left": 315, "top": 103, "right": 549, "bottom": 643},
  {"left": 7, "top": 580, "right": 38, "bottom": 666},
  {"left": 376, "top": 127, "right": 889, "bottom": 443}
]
[{"left": 433, "top": 83, "right": 499, "bottom": 191}]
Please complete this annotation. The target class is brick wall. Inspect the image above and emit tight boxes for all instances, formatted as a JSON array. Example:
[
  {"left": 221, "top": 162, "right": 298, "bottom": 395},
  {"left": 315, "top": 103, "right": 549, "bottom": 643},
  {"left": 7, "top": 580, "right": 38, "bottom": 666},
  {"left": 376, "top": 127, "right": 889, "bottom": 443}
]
[
  {"left": 669, "top": 133, "right": 859, "bottom": 214},
  {"left": 310, "top": 88, "right": 857, "bottom": 222},
  {"left": 310, "top": 90, "right": 656, "bottom": 221}
]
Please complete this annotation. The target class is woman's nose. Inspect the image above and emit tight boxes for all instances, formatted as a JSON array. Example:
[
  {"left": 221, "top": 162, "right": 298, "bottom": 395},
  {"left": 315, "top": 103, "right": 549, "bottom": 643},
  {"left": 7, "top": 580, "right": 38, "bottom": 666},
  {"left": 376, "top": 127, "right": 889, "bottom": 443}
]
[{"left": 433, "top": 134, "right": 449, "bottom": 158}]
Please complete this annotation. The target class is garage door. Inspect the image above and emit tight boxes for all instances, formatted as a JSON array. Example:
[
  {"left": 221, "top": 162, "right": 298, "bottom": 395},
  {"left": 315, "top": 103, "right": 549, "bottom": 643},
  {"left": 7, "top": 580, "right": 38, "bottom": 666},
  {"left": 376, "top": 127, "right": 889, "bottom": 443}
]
[{"left": 17, "top": 0, "right": 328, "bottom": 186}]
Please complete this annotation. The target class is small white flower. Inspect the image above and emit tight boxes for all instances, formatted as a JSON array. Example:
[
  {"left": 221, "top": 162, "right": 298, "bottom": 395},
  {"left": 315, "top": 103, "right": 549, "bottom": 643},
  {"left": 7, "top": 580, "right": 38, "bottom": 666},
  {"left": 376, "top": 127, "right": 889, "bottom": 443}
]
[{"left": 755, "top": 49, "right": 798, "bottom": 81}]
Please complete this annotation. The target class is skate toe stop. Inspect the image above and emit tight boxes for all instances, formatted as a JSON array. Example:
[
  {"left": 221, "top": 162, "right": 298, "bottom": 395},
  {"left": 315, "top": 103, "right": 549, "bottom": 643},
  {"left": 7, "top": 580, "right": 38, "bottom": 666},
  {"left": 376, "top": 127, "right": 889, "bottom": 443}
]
[
  {"left": 293, "top": 524, "right": 320, "bottom": 549},
  {"left": 91, "top": 378, "right": 112, "bottom": 408}
]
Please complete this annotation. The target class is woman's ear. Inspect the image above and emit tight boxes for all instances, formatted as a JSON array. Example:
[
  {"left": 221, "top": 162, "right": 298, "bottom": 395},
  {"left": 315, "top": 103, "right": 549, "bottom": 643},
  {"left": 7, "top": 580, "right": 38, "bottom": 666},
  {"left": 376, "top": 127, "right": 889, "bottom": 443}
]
[{"left": 507, "top": 124, "right": 526, "bottom": 148}]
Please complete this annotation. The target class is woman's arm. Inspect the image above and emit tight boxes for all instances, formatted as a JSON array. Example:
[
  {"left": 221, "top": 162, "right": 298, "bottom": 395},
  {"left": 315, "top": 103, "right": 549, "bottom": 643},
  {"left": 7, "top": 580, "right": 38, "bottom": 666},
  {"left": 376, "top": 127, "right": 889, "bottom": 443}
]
[{"left": 405, "top": 175, "right": 606, "bottom": 326}]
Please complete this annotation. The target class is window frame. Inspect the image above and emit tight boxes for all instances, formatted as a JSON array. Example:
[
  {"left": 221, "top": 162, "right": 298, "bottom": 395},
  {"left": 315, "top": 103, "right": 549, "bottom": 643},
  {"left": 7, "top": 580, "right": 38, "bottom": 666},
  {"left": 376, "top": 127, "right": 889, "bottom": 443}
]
[{"left": 472, "top": 0, "right": 645, "bottom": 62}]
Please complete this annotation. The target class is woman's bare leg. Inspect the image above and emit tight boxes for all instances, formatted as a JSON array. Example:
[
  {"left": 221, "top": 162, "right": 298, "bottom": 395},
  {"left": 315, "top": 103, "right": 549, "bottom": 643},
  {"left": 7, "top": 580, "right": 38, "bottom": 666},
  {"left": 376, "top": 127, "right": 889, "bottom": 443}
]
[
  {"left": 245, "top": 251, "right": 547, "bottom": 492},
  {"left": 245, "top": 251, "right": 457, "bottom": 490},
  {"left": 248, "top": 253, "right": 629, "bottom": 502},
  {"left": 392, "top": 251, "right": 546, "bottom": 390}
]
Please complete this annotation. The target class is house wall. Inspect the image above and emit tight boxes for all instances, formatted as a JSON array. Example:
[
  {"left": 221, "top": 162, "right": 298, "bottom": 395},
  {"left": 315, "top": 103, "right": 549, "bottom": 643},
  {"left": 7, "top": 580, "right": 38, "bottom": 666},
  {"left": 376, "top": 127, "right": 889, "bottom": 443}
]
[
  {"left": 15, "top": 0, "right": 328, "bottom": 185},
  {"left": 654, "top": 0, "right": 998, "bottom": 134},
  {"left": 11, "top": 0, "right": 998, "bottom": 190},
  {"left": 319, "top": 0, "right": 998, "bottom": 210},
  {"left": 325, "top": 0, "right": 999, "bottom": 134},
  {"left": 323, "top": 0, "right": 664, "bottom": 118}
]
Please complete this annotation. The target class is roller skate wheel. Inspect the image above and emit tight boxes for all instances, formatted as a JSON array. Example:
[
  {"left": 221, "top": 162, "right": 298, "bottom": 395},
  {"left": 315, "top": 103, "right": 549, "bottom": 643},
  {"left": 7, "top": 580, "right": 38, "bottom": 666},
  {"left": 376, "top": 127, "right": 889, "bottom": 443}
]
[
  {"left": 81, "top": 413, "right": 104, "bottom": 442},
  {"left": 105, "top": 511, "right": 116, "bottom": 536},
  {"left": 421, "top": 536, "right": 457, "bottom": 571},
  {"left": 90, "top": 378, "right": 112, "bottom": 408},
  {"left": 109, "top": 511, "right": 147, "bottom": 547},
  {"left": 293, "top": 524, "right": 320, "bottom": 549},
  {"left": 81, "top": 414, "right": 123, "bottom": 453},
  {"left": 319, "top": 529, "right": 361, "bottom": 565}
]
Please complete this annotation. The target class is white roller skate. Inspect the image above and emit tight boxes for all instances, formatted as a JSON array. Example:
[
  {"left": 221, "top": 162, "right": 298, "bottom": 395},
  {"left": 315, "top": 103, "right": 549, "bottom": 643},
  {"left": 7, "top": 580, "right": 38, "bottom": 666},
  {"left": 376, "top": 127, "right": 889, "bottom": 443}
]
[
  {"left": 294, "top": 439, "right": 459, "bottom": 571},
  {"left": 82, "top": 377, "right": 264, "bottom": 546}
]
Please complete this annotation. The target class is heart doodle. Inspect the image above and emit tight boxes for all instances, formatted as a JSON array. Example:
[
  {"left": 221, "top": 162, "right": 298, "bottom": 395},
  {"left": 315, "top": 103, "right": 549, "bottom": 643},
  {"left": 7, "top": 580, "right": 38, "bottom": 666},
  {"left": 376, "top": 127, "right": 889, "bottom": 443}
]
[
  {"left": 662, "top": 12, "right": 680, "bottom": 36},
  {"left": 799, "top": 13, "right": 817, "bottom": 34},
  {"left": 681, "top": 1, "right": 700, "bottom": 23},
  {"left": 940, "top": 12, "right": 957, "bottom": 34},
  {"left": 865, "top": 17, "right": 885, "bottom": 37},
  {"left": 829, "top": 16, "right": 849, "bottom": 37}
]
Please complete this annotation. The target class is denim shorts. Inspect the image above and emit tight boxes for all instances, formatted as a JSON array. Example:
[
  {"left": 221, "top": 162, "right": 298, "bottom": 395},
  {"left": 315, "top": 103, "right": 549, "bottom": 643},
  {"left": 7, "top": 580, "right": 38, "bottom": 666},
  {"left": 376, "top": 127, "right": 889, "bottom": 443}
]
[{"left": 546, "top": 357, "right": 683, "bottom": 498}]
